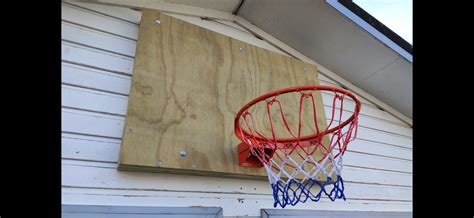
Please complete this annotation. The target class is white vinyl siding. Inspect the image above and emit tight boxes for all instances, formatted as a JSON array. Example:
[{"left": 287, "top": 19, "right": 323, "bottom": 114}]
[{"left": 61, "top": 2, "right": 412, "bottom": 217}]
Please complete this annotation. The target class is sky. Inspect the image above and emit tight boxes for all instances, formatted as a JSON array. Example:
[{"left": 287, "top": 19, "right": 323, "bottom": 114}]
[{"left": 353, "top": 0, "right": 412, "bottom": 45}]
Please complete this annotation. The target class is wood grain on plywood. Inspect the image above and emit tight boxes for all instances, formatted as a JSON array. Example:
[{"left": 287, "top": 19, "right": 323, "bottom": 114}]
[{"left": 118, "top": 9, "right": 328, "bottom": 178}]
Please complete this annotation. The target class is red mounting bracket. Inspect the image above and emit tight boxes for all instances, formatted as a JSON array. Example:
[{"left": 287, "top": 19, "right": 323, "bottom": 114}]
[{"left": 238, "top": 143, "right": 275, "bottom": 168}]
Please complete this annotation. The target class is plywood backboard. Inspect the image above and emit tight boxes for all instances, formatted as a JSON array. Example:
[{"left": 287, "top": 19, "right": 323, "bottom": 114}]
[{"left": 118, "top": 9, "right": 329, "bottom": 179}]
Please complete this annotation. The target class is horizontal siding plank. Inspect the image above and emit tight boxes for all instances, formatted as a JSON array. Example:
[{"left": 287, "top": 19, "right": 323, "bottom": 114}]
[
  {"left": 62, "top": 187, "right": 412, "bottom": 216},
  {"left": 321, "top": 92, "right": 408, "bottom": 126},
  {"left": 321, "top": 89, "right": 376, "bottom": 111},
  {"left": 62, "top": 85, "right": 129, "bottom": 116},
  {"left": 62, "top": 63, "right": 132, "bottom": 95},
  {"left": 62, "top": 22, "right": 137, "bottom": 57},
  {"left": 317, "top": 73, "right": 340, "bottom": 86},
  {"left": 345, "top": 139, "right": 411, "bottom": 160},
  {"left": 322, "top": 104, "right": 412, "bottom": 137},
  {"left": 62, "top": 108, "right": 125, "bottom": 139},
  {"left": 62, "top": 4, "right": 138, "bottom": 39},
  {"left": 65, "top": 2, "right": 141, "bottom": 24},
  {"left": 318, "top": 80, "right": 375, "bottom": 107},
  {"left": 62, "top": 133, "right": 121, "bottom": 163},
  {"left": 343, "top": 152, "right": 411, "bottom": 173},
  {"left": 62, "top": 161, "right": 412, "bottom": 200},
  {"left": 62, "top": 42, "right": 134, "bottom": 75},
  {"left": 318, "top": 75, "right": 410, "bottom": 128},
  {"left": 354, "top": 127, "right": 411, "bottom": 148},
  {"left": 345, "top": 166, "right": 411, "bottom": 186}
]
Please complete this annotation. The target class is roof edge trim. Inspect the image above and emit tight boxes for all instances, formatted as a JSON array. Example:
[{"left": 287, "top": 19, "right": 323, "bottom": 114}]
[{"left": 327, "top": 0, "right": 413, "bottom": 62}]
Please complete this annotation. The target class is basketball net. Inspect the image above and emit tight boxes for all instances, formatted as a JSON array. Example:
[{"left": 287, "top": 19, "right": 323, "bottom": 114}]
[{"left": 235, "top": 86, "right": 361, "bottom": 208}]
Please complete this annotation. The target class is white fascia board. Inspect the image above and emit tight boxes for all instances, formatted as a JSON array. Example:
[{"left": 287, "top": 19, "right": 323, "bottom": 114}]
[{"left": 326, "top": 0, "right": 413, "bottom": 62}]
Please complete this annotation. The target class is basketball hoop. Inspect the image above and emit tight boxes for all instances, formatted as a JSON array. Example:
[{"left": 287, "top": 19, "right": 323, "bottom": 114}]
[{"left": 234, "top": 85, "right": 361, "bottom": 208}]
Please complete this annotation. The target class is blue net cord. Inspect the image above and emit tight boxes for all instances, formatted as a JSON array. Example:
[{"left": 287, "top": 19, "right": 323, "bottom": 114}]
[{"left": 271, "top": 175, "right": 345, "bottom": 208}]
